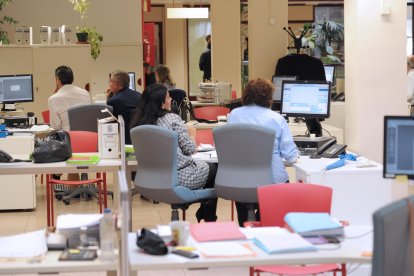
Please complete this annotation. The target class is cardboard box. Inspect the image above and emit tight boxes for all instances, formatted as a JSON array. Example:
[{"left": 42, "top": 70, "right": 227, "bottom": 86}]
[{"left": 98, "top": 117, "right": 120, "bottom": 159}]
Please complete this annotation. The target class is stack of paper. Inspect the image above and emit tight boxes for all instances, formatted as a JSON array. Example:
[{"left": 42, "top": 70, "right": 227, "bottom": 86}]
[
  {"left": 197, "top": 242, "right": 255, "bottom": 258},
  {"left": 56, "top": 214, "right": 102, "bottom": 242},
  {"left": 284, "top": 212, "right": 344, "bottom": 237},
  {"left": 253, "top": 232, "right": 316, "bottom": 254},
  {"left": 190, "top": 222, "right": 246, "bottom": 242},
  {"left": 196, "top": 143, "right": 215, "bottom": 152},
  {"left": 0, "top": 229, "right": 47, "bottom": 258}
]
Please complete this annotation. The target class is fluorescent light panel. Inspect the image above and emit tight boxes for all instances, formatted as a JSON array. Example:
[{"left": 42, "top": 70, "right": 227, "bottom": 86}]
[{"left": 167, "top": 7, "right": 209, "bottom": 19}]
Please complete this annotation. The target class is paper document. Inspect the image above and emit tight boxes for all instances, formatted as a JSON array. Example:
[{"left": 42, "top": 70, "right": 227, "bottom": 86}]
[
  {"left": 190, "top": 222, "right": 246, "bottom": 242},
  {"left": 284, "top": 212, "right": 344, "bottom": 236},
  {"left": 253, "top": 233, "right": 316, "bottom": 254},
  {"left": 0, "top": 229, "right": 47, "bottom": 258},
  {"left": 197, "top": 144, "right": 215, "bottom": 152},
  {"left": 56, "top": 214, "right": 103, "bottom": 230},
  {"left": 241, "top": 227, "right": 288, "bottom": 240},
  {"left": 197, "top": 242, "right": 255, "bottom": 258}
]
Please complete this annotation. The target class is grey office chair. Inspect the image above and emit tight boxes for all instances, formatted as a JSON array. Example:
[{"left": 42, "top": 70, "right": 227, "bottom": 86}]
[
  {"left": 68, "top": 104, "right": 113, "bottom": 132},
  {"left": 54, "top": 103, "right": 114, "bottom": 204},
  {"left": 213, "top": 124, "right": 275, "bottom": 222},
  {"left": 130, "top": 125, "right": 216, "bottom": 221},
  {"left": 372, "top": 195, "right": 414, "bottom": 276}
]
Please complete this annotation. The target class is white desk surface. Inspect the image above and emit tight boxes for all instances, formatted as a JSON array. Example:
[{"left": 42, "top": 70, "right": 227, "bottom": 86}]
[
  {"left": 190, "top": 101, "right": 221, "bottom": 107},
  {"left": 0, "top": 155, "right": 122, "bottom": 175},
  {"left": 187, "top": 120, "right": 226, "bottom": 130},
  {"left": 0, "top": 251, "right": 117, "bottom": 275},
  {"left": 128, "top": 226, "right": 372, "bottom": 271}
]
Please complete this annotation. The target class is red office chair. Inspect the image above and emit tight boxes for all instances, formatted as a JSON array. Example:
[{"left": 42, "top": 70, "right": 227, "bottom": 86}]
[
  {"left": 247, "top": 183, "right": 346, "bottom": 276},
  {"left": 193, "top": 106, "right": 230, "bottom": 121},
  {"left": 46, "top": 131, "right": 107, "bottom": 227},
  {"left": 195, "top": 129, "right": 214, "bottom": 145},
  {"left": 41, "top": 110, "right": 50, "bottom": 124}
]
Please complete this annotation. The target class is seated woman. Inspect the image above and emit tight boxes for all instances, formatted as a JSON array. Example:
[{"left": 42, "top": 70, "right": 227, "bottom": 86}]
[
  {"left": 130, "top": 84, "right": 217, "bottom": 222},
  {"left": 227, "top": 78, "right": 299, "bottom": 226},
  {"left": 155, "top": 64, "right": 176, "bottom": 90}
]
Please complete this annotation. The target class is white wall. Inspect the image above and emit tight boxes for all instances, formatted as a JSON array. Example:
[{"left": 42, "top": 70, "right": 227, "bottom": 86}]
[
  {"left": 345, "top": 0, "right": 407, "bottom": 162},
  {"left": 1, "top": 0, "right": 143, "bottom": 97}
]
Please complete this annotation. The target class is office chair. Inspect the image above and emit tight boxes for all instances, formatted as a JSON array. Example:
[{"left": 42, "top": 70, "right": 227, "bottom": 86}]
[
  {"left": 130, "top": 125, "right": 216, "bottom": 221},
  {"left": 46, "top": 131, "right": 107, "bottom": 227},
  {"left": 213, "top": 124, "right": 274, "bottom": 223},
  {"left": 195, "top": 129, "right": 214, "bottom": 146},
  {"left": 41, "top": 110, "right": 50, "bottom": 124},
  {"left": 248, "top": 183, "right": 345, "bottom": 276},
  {"left": 193, "top": 106, "right": 230, "bottom": 121},
  {"left": 372, "top": 195, "right": 414, "bottom": 276},
  {"left": 54, "top": 104, "right": 114, "bottom": 203},
  {"left": 169, "top": 88, "right": 189, "bottom": 121}
]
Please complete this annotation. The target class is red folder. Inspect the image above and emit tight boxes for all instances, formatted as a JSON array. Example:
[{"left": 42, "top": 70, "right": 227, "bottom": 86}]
[{"left": 190, "top": 222, "right": 246, "bottom": 242}]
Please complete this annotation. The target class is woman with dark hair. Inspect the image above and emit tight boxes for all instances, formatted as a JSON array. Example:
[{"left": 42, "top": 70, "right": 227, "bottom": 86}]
[
  {"left": 130, "top": 84, "right": 217, "bottom": 222},
  {"left": 227, "top": 78, "right": 299, "bottom": 226}
]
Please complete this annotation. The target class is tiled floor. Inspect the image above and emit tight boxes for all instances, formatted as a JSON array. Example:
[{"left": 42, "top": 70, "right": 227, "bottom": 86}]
[{"left": 0, "top": 176, "right": 264, "bottom": 276}]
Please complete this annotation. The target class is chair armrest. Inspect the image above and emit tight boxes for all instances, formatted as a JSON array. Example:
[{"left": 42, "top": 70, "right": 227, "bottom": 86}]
[{"left": 243, "top": 221, "right": 262, "bottom": 227}]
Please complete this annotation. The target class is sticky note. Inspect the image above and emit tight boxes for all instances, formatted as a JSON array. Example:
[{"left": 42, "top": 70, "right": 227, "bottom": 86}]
[{"left": 396, "top": 175, "right": 409, "bottom": 183}]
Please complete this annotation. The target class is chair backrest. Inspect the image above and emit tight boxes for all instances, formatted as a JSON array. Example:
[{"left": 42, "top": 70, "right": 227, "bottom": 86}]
[
  {"left": 371, "top": 196, "right": 414, "bottom": 276},
  {"left": 195, "top": 129, "right": 214, "bottom": 146},
  {"left": 42, "top": 110, "right": 50, "bottom": 124},
  {"left": 169, "top": 88, "right": 189, "bottom": 121},
  {"left": 257, "top": 183, "right": 332, "bottom": 227},
  {"left": 68, "top": 104, "right": 113, "bottom": 132},
  {"left": 194, "top": 106, "right": 230, "bottom": 121},
  {"left": 130, "top": 125, "right": 183, "bottom": 202},
  {"left": 213, "top": 124, "right": 275, "bottom": 203},
  {"left": 68, "top": 131, "right": 98, "bottom": 153}
]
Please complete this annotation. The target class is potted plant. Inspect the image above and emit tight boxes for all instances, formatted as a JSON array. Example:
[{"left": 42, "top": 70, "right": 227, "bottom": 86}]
[
  {"left": 302, "top": 20, "right": 344, "bottom": 64},
  {"left": 0, "top": 0, "right": 18, "bottom": 44},
  {"left": 69, "top": 0, "right": 103, "bottom": 60}
]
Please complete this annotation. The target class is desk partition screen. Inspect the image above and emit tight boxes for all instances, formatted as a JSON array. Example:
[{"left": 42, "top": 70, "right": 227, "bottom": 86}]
[{"left": 383, "top": 116, "right": 414, "bottom": 179}]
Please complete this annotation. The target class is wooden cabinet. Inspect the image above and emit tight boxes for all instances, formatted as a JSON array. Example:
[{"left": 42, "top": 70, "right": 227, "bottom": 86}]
[
  {"left": 0, "top": 135, "right": 36, "bottom": 210},
  {"left": 0, "top": 45, "right": 91, "bottom": 123}
]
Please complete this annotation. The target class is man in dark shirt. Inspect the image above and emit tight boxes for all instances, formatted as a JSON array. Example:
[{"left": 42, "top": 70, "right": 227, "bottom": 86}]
[
  {"left": 199, "top": 34, "right": 211, "bottom": 82},
  {"left": 107, "top": 70, "right": 141, "bottom": 144}
]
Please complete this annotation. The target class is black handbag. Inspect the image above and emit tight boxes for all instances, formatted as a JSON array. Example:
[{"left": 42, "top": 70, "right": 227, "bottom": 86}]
[
  {"left": 32, "top": 130, "right": 72, "bottom": 163},
  {"left": 136, "top": 228, "right": 168, "bottom": 255}
]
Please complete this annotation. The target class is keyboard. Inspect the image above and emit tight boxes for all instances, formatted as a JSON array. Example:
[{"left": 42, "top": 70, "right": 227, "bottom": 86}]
[{"left": 298, "top": 147, "right": 317, "bottom": 156}]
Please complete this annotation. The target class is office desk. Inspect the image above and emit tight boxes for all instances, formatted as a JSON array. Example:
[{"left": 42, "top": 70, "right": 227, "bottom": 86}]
[
  {"left": 187, "top": 121, "right": 344, "bottom": 144},
  {"left": 190, "top": 101, "right": 220, "bottom": 107},
  {"left": 128, "top": 226, "right": 371, "bottom": 272},
  {"left": 0, "top": 156, "right": 122, "bottom": 226},
  {"left": 294, "top": 156, "right": 406, "bottom": 225},
  {"left": 0, "top": 250, "right": 117, "bottom": 275}
]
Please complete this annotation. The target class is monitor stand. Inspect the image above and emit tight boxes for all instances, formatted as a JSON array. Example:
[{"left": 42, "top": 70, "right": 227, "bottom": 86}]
[
  {"left": 305, "top": 118, "right": 323, "bottom": 137},
  {"left": 1, "top": 103, "right": 16, "bottom": 111}
]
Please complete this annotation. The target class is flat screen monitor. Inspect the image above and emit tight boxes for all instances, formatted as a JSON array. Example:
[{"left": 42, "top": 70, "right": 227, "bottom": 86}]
[
  {"left": 280, "top": 80, "right": 331, "bottom": 119},
  {"left": 384, "top": 116, "right": 414, "bottom": 179},
  {"left": 128, "top": 72, "right": 136, "bottom": 91},
  {"left": 272, "top": 75, "right": 297, "bottom": 101},
  {"left": 324, "top": 65, "right": 335, "bottom": 85},
  {"left": 0, "top": 74, "right": 33, "bottom": 104}
]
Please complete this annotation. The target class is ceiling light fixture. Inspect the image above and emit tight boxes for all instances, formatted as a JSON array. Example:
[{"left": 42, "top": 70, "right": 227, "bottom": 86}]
[{"left": 167, "top": 0, "right": 209, "bottom": 19}]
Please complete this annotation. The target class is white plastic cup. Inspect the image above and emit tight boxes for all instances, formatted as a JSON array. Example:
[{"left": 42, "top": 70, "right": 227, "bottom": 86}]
[{"left": 169, "top": 221, "right": 190, "bottom": 246}]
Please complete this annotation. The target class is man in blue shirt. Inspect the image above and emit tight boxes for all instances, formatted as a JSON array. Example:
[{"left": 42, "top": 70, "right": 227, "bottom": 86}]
[
  {"left": 227, "top": 78, "right": 299, "bottom": 225},
  {"left": 107, "top": 70, "right": 141, "bottom": 144}
]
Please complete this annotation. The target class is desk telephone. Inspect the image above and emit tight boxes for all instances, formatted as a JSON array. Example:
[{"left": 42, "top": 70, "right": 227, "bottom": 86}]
[
  {"left": 0, "top": 149, "right": 13, "bottom": 163},
  {"left": 311, "top": 138, "right": 347, "bottom": 159}
]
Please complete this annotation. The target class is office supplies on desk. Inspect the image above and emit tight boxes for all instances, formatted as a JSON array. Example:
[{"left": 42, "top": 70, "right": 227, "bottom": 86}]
[
  {"left": 284, "top": 212, "right": 344, "bottom": 237},
  {"left": 197, "top": 242, "right": 255, "bottom": 258},
  {"left": 190, "top": 221, "right": 246, "bottom": 242},
  {"left": 196, "top": 143, "right": 214, "bottom": 152},
  {"left": 59, "top": 249, "right": 97, "bottom": 261},
  {"left": 253, "top": 232, "right": 316, "bottom": 254},
  {"left": 0, "top": 229, "right": 47, "bottom": 258},
  {"left": 66, "top": 155, "right": 100, "bottom": 165}
]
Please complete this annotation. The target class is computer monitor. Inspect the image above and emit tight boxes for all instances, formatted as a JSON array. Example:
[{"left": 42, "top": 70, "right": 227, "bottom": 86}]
[
  {"left": 128, "top": 72, "right": 136, "bottom": 91},
  {"left": 280, "top": 80, "right": 331, "bottom": 119},
  {"left": 0, "top": 74, "right": 34, "bottom": 110},
  {"left": 383, "top": 116, "right": 414, "bottom": 180},
  {"left": 323, "top": 65, "right": 335, "bottom": 85},
  {"left": 271, "top": 75, "right": 297, "bottom": 101}
]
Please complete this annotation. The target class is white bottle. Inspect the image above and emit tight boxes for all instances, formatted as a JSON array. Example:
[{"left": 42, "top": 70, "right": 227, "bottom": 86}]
[{"left": 99, "top": 208, "right": 116, "bottom": 262}]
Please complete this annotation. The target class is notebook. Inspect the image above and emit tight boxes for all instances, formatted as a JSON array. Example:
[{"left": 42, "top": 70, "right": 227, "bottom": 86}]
[
  {"left": 284, "top": 212, "right": 344, "bottom": 237},
  {"left": 253, "top": 232, "right": 316, "bottom": 254},
  {"left": 66, "top": 155, "right": 101, "bottom": 165},
  {"left": 190, "top": 222, "right": 246, "bottom": 242}
]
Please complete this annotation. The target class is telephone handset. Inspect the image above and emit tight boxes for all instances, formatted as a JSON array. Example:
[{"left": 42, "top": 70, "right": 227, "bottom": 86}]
[
  {"left": 312, "top": 138, "right": 347, "bottom": 159},
  {"left": 333, "top": 92, "right": 345, "bottom": 102},
  {"left": 0, "top": 149, "right": 13, "bottom": 163}
]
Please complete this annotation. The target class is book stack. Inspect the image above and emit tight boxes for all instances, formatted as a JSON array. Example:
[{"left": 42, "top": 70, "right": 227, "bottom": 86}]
[{"left": 284, "top": 212, "right": 344, "bottom": 237}]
